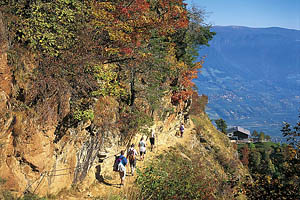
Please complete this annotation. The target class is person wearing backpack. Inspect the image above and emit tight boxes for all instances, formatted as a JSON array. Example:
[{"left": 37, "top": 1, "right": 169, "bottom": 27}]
[
  {"left": 117, "top": 150, "right": 127, "bottom": 186},
  {"left": 138, "top": 137, "right": 146, "bottom": 161},
  {"left": 127, "top": 144, "right": 138, "bottom": 176}
]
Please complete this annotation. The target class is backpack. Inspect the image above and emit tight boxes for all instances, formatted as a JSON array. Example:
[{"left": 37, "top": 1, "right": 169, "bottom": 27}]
[
  {"left": 180, "top": 125, "right": 184, "bottom": 132},
  {"left": 113, "top": 156, "right": 122, "bottom": 172},
  {"left": 128, "top": 149, "right": 135, "bottom": 162}
]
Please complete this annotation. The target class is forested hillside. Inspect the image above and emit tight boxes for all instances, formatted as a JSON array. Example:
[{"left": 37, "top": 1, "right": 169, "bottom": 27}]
[{"left": 0, "top": 0, "right": 217, "bottom": 198}]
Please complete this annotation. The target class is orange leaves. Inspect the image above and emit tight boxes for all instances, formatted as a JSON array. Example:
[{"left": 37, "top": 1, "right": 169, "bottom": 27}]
[
  {"left": 119, "top": 0, "right": 150, "bottom": 16},
  {"left": 154, "top": 0, "right": 189, "bottom": 34},
  {"left": 91, "top": 0, "right": 189, "bottom": 60},
  {"left": 182, "top": 60, "right": 203, "bottom": 87},
  {"left": 91, "top": 0, "right": 153, "bottom": 59},
  {"left": 171, "top": 59, "right": 203, "bottom": 104},
  {"left": 91, "top": 2, "right": 115, "bottom": 27},
  {"left": 171, "top": 90, "right": 193, "bottom": 104},
  {"left": 120, "top": 47, "right": 133, "bottom": 55},
  {"left": 181, "top": 68, "right": 198, "bottom": 88},
  {"left": 90, "top": 0, "right": 199, "bottom": 106}
]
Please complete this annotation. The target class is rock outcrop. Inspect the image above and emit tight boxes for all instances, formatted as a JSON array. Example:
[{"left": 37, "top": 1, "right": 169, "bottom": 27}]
[
  {"left": 0, "top": 59, "right": 189, "bottom": 197},
  {"left": 0, "top": 12, "right": 11, "bottom": 96}
]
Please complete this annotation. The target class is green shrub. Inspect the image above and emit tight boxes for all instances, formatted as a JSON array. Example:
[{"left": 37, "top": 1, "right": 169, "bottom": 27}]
[
  {"left": 73, "top": 109, "right": 94, "bottom": 121},
  {"left": 0, "top": 191, "right": 46, "bottom": 200},
  {"left": 136, "top": 147, "right": 217, "bottom": 200},
  {"left": 20, "top": 193, "right": 47, "bottom": 200},
  {"left": 0, "top": 177, "right": 6, "bottom": 185}
]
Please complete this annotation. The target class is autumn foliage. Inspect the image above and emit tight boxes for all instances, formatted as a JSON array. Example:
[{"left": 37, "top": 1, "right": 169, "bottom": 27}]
[
  {"left": 0, "top": 0, "right": 214, "bottom": 137},
  {"left": 238, "top": 142, "right": 300, "bottom": 199},
  {"left": 91, "top": 0, "right": 189, "bottom": 60}
]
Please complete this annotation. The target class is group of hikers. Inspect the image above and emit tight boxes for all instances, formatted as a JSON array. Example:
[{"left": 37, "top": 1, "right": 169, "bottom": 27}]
[
  {"left": 113, "top": 123, "right": 185, "bottom": 186},
  {"left": 114, "top": 134, "right": 153, "bottom": 186}
]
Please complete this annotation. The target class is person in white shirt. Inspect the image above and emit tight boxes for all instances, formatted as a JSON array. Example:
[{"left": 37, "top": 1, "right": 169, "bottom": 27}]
[
  {"left": 127, "top": 144, "right": 138, "bottom": 175},
  {"left": 138, "top": 137, "right": 146, "bottom": 161}
]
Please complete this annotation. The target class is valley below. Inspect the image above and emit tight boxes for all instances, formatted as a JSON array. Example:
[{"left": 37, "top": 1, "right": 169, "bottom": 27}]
[{"left": 195, "top": 26, "right": 300, "bottom": 136}]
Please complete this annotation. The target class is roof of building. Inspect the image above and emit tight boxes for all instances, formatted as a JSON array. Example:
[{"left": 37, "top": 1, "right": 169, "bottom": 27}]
[{"left": 227, "top": 126, "right": 251, "bottom": 136}]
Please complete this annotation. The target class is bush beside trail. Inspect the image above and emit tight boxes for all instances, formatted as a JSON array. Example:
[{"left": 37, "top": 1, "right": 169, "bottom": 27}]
[{"left": 135, "top": 145, "right": 241, "bottom": 200}]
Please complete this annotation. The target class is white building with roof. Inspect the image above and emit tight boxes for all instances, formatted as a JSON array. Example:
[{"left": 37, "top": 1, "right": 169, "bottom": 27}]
[{"left": 227, "top": 126, "right": 251, "bottom": 141}]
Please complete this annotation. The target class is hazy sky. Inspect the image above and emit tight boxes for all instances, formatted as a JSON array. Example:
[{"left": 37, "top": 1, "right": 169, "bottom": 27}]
[{"left": 185, "top": 0, "right": 300, "bottom": 30}]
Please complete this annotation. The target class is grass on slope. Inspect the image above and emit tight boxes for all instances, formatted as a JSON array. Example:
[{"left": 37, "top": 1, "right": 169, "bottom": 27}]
[{"left": 135, "top": 113, "right": 249, "bottom": 200}]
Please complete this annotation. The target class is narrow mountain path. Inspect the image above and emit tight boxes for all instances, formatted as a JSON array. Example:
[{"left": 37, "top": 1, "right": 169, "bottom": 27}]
[{"left": 60, "top": 123, "right": 195, "bottom": 200}]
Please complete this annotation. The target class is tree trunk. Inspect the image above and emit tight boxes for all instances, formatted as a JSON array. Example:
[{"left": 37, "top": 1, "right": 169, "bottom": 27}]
[{"left": 130, "top": 68, "right": 136, "bottom": 108}]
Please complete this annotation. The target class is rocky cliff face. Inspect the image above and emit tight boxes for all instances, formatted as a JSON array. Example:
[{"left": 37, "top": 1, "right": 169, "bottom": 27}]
[
  {"left": 0, "top": 39, "right": 189, "bottom": 197},
  {"left": 0, "top": 12, "right": 11, "bottom": 96},
  {"left": 0, "top": 40, "right": 247, "bottom": 198}
]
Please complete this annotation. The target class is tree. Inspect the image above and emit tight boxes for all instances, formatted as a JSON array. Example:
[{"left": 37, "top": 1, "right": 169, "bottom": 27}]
[
  {"left": 252, "top": 130, "right": 259, "bottom": 138},
  {"left": 265, "top": 135, "right": 271, "bottom": 141},
  {"left": 169, "top": 5, "right": 215, "bottom": 105},
  {"left": 240, "top": 144, "right": 249, "bottom": 166},
  {"left": 266, "top": 159, "right": 276, "bottom": 175},
  {"left": 214, "top": 118, "right": 227, "bottom": 133},
  {"left": 281, "top": 112, "right": 300, "bottom": 150},
  {"left": 249, "top": 150, "right": 261, "bottom": 172},
  {"left": 249, "top": 143, "right": 256, "bottom": 150},
  {"left": 244, "top": 174, "right": 300, "bottom": 199},
  {"left": 189, "top": 92, "right": 208, "bottom": 115},
  {"left": 259, "top": 132, "right": 265, "bottom": 142},
  {"left": 242, "top": 139, "right": 300, "bottom": 199},
  {"left": 1, "top": 0, "right": 215, "bottom": 136}
]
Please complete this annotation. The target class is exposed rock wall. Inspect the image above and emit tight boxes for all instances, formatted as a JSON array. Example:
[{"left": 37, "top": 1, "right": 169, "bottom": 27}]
[
  {"left": 0, "top": 11, "right": 189, "bottom": 195},
  {"left": 0, "top": 11, "right": 11, "bottom": 96},
  {"left": 0, "top": 66, "right": 188, "bottom": 197}
]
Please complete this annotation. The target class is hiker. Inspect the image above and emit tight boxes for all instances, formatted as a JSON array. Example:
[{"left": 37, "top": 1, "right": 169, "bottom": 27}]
[
  {"left": 138, "top": 137, "right": 146, "bottom": 161},
  {"left": 118, "top": 150, "right": 127, "bottom": 186},
  {"left": 150, "top": 129, "right": 155, "bottom": 152},
  {"left": 127, "top": 144, "right": 138, "bottom": 175},
  {"left": 180, "top": 123, "right": 185, "bottom": 137}
]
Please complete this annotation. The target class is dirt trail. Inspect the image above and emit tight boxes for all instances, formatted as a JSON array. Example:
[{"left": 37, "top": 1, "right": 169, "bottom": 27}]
[{"left": 61, "top": 123, "right": 195, "bottom": 200}]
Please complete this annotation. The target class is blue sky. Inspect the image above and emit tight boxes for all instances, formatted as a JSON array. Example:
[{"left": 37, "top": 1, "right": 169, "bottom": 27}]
[{"left": 185, "top": 0, "right": 300, "bottom": 30}]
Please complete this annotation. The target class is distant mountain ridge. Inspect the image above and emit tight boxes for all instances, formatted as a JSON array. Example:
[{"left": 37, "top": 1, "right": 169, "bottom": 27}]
[{"left": 195, "top": 26, "right": 300, "bottom": 136}]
